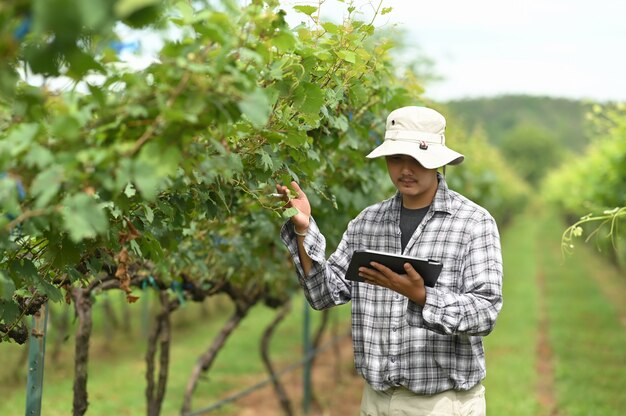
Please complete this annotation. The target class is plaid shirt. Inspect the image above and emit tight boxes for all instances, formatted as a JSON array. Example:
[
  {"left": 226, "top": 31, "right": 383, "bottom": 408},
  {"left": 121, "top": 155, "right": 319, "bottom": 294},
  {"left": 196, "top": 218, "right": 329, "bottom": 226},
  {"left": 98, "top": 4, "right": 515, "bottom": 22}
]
[{"left": 281, "top": 175, "right": 503, "bottom": 394}]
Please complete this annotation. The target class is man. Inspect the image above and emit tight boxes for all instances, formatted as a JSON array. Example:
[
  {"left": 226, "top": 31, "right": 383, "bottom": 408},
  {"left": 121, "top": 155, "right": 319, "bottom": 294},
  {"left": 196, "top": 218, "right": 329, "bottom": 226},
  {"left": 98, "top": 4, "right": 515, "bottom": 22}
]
[{"left": 277, "top": 106, "right": 503, "bottom": 415}]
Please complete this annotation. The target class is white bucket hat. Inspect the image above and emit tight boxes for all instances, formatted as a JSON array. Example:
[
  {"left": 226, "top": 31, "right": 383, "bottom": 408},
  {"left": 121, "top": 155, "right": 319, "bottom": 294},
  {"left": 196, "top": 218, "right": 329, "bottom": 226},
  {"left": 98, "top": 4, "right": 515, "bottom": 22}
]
[{"left": 366, "top": 106, "right": 464, "bottom": 169}]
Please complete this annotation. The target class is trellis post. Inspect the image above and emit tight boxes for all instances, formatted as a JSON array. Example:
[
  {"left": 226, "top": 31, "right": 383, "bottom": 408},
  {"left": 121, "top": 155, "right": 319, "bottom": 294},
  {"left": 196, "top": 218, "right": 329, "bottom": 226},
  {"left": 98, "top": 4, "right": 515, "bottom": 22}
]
[
  {"left": 302, "top": 301, "right": 312, "bottom": 415},
  {"left": 25, "top": 302, "right": 49, "bottom": 416}
]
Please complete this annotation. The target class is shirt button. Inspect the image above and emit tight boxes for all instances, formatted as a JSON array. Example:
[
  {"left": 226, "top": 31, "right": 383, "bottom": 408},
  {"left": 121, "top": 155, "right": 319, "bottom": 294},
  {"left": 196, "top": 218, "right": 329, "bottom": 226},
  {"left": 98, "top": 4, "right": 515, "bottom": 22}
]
[
  {"left": 392, "top": 327, "right": 397, "bottom": 332},
  {"left": 391, "top": 357, "right": 396, "bottom": 363},
  {"left": 395, "top": 294, "right": 400, "bottom": 300}
]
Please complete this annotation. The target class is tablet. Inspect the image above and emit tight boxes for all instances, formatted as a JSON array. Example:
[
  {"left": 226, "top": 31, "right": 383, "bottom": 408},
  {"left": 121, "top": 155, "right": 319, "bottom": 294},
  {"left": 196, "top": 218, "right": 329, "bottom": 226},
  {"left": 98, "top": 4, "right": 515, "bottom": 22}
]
[{"left": 345, "top": 249, "right": 443, "bottom": 287}]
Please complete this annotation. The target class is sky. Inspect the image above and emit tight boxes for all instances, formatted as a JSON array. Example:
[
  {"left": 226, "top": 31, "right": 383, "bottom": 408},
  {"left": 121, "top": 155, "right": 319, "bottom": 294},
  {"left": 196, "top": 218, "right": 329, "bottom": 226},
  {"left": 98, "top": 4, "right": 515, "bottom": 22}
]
[{"left": 284, "top": 0, "right": 626, "bottom": 103}]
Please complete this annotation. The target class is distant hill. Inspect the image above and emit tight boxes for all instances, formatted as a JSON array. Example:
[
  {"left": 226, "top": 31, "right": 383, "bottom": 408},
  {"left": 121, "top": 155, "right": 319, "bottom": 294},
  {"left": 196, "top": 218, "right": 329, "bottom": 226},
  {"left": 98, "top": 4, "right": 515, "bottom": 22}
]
[{"left": 443, "top": 95, "right": 593, "bottom": 152}]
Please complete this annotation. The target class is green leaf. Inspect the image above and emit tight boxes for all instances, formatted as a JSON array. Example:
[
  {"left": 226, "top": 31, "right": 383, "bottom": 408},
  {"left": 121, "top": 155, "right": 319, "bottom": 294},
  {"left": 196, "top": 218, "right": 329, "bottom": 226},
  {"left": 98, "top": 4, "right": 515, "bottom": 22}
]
[
  {"left": 130, "top": 239, "right": 142, "bottom": 257},
  {"left": 67, "top": 268, "right": 84, "bottom": 283},
  {"left": 329, "top": 114, "right": 349, "bottom": 132},
  {"left": 0, "top": 299, "right": 20, "bottom": 324},
  {"left": 0, "top": 271, "right": 16, "bottom": 300},
  {"left": 120, "top": 2, "right": 162, "bottom": 27},
  {"left": 349, "top": 83, "right": 368, "bottom": 107},
  {"left": 37, "top": 279, "right": 63, "bottom": 303},
  {"left": 239, "top": 88, "right": 271, "bottom": 128},
  {"left": 337, "top": 50, "right": 356, "bottom": 64},
  {"left": 61, "top": 193, "right": 109, "bottom": 242},
  {"left": 114, "top": 0, "right": 160, "bottom": 18},
  {"left": 293, "top": 82, "right": 324, "bottom": 115},
  {"left": 239, "top": 48, "right": 264, "bottom": 65},
  {"left": 283, "top": 130, "right": 308, "bottom": 148},
  {"left": 50, "top": 115, "right": 81, "bottom": 141},
  {"left": 87, "top": 84, "right": 106, "bottom": 106},
  {"left": 132, "top": 161, "right": 161, "bottom": 201},
  {"left": 134, "top": 143, "right": 182, "bottom": 200},
  {"left": 124, "top": 182, "right": 137, "bottom": 198},
  {"left": 0, "top": 177, "right": 21, "bottom": 217},
  {"left": 139, "top": 231, "right": 164, "bottom": 261},
  {"left": 381, "top": 7, "right": 393, "bottom": 15},
  {"left": 8, "top": 259, "right": 39, "bottom": 286},
  {"left": 66, "top": 49, "right": 106, "bottom": 79},
  {"left": 0, "top": 64, "right": 18, "bottom": 99},
  {"left": 143, "top": 204, "right": 154, "bottom": 224},
  {"left": 293, "top": 5, "right": 317, "bottom": 16},
  {"left": 321, "top": 22, "right": 339, "bottom": 34},
  {"left": 31, "top": 165, "right": 65, "bottom": 208},
  {"left": 267, "top": 60, "right": 284, "bottom": 80},
  {"left": 24, "top": 144, "right": 54, "bottom": 169},
  {"left": 271, "top": 31, "right": 296, "bottom": 52},
  {"left": 176, "top": 0, "right": 194, "bottom": 23},
  {"left": 1, "top": 123, "right": 39, "bottom": 157},
  {"left": 282, "top": 207, "right": 299, "bottom": 218},
  {"left": 258, "top": 149, "right": 274, "bottom": 171},
  {"left": 45, "top": 235, "right": 84, "bottom": 270}
]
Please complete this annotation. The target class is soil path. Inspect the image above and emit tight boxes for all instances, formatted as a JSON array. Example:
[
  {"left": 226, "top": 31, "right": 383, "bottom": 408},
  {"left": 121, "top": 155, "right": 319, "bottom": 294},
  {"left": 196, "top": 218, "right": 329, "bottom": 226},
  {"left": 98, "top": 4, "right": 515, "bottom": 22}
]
[
  {"left": 221, "top": 334, "right": 364, "bottom": 416},
  {"left": 535, "top": 268, "right": 559, "bottom": 416}
]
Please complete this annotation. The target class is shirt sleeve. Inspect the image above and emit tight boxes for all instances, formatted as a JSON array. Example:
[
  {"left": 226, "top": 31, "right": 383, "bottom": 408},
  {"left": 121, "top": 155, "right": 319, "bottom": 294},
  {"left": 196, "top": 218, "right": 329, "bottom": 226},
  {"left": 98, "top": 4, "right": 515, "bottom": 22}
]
[
  {"left": 280, "top": 217, "right": 353, "bottom": 310},
  {"left": 407, "top": 214, "right": 503, "bottom": 336}
]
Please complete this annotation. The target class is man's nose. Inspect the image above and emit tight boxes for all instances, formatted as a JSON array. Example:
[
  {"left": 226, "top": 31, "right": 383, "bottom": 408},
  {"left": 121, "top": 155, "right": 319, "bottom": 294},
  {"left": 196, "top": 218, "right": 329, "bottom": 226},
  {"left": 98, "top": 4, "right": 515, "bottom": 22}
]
[{"left": 401, "top": 159, "right": 417, "bottom": 172}]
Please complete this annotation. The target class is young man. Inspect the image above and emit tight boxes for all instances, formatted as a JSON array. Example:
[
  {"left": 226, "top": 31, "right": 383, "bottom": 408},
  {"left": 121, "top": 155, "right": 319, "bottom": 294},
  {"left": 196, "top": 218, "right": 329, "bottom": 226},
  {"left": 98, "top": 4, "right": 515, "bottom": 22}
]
[{"left": 277, "top": 106, "right": 503, "bottom": 415}]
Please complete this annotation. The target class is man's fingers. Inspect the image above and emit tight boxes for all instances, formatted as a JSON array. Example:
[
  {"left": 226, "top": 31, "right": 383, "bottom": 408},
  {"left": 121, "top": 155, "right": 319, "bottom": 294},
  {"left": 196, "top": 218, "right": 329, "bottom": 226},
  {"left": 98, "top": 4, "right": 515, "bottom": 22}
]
[
  {"left": 274, "top": 183, "right": 294, "bottom": 203},
  {"left": 403, "top": 263, "right": 424, "bottom": 281},
  {"left": 370, "top": 261, "right": 394, "bottom": 276},
  {"left": 358, "top": 262, "right": 393, "bottom": 283},
  {"left": 290, "top": 181, "right": 306, "bottom": 198}
]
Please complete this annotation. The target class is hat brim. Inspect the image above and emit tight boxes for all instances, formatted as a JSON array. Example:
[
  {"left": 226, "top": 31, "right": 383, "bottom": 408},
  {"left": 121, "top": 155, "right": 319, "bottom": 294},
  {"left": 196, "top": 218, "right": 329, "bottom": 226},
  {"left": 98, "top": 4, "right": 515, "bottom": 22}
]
[{"left": 366, "top": 140, "right": 464, "bottom": 169}]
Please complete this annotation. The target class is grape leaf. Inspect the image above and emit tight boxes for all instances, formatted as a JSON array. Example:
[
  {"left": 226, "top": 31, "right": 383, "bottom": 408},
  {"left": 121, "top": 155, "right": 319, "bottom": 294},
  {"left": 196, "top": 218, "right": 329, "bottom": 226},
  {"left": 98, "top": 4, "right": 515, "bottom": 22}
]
[
  {"left": 61, "top": 194, "right": 109, "bottom": 242},
  {"left": 239, "top": 88, "right": 271, "bottom": 128},
  {"left": 293, "top": 5, "right": 317, "bottom": 16}
]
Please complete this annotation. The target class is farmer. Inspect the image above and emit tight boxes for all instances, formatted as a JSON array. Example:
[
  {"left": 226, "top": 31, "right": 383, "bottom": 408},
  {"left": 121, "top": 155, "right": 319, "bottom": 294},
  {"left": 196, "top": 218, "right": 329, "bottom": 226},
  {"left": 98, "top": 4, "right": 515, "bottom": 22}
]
[{"left": 277, "top": 106, "right": 503, "bottom": 415}]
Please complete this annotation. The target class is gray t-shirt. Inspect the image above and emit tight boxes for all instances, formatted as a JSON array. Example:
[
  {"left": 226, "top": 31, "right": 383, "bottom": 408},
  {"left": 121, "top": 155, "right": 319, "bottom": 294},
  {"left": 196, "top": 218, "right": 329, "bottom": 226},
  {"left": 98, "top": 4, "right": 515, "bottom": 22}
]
[{"left": 400, "top": 205, "right": 430, "bottom": 252}]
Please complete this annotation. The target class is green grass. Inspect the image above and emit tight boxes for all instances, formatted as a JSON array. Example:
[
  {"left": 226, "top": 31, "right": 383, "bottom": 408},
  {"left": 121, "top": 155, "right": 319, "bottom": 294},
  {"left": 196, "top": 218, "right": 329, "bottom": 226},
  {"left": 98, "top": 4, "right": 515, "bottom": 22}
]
[
  {"left": 0, "top": 292, "right": 351, "bottom": 415},
  {"left": 483, "top": 214, "right": 540, "bottom": 416},
  {"left": 484, "top": 207, "right": 626, "bottom": 415},
  {"left": 539, "top": 215, "right": 626, "bottom": 416}
]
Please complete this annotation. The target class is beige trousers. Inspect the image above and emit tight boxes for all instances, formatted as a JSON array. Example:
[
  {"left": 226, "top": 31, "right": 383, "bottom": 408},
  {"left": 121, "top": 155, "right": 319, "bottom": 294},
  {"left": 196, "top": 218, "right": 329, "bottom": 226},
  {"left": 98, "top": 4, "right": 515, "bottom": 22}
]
[{"left": 360, "top": 382, "right": 486, "bottom": 416}]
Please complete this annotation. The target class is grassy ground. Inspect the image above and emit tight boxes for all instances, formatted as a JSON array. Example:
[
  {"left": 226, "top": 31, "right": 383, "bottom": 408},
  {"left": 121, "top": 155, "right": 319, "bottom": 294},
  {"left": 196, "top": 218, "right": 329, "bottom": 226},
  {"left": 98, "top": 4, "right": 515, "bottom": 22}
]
[
  {"left": 483, "top": 212, "right": 540, "bottom": 415},
  {"left": 1, "top": 208, "right": 626, "bottom": 415},
  {"left": 484, "top": 207, "right": 626, "bottom": 415},
  {"left": 539, "top": 214, "right": 626, "bottom": 415},
  {"left": 0, "top": 293, "right": 352, "bottom": 415}
]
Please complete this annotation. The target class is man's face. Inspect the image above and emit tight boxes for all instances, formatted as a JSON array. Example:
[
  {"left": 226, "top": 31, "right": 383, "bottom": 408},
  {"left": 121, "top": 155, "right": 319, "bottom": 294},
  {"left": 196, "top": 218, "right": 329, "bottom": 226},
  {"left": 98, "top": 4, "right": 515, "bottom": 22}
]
[{"left": 385, "top": 154, "right": 438, "bottom": 208}]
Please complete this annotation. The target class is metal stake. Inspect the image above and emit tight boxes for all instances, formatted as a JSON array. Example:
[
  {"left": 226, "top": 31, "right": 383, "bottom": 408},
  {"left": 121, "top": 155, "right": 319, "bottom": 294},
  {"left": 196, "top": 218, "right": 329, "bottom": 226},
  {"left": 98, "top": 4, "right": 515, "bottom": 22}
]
[
  {"left": 25, "top": 302, "right": 49, "bottom": 416},
  {"left": 303, "top": 301, "right": 311, "bottom": 415}
]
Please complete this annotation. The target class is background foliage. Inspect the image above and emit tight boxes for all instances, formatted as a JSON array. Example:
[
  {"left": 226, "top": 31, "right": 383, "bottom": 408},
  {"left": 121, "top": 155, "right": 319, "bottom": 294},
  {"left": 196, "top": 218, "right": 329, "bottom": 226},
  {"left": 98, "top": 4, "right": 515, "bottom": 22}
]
[{"left": 542, "top": 104, "right": 626, "bottom": 266}]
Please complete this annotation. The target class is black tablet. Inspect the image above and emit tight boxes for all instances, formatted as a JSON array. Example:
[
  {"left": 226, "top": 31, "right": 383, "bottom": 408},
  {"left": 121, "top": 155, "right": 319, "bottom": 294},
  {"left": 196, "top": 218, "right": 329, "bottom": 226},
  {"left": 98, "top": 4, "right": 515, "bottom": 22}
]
[{"left": 345, "top": 249, "right": 443, "bottom": 287}]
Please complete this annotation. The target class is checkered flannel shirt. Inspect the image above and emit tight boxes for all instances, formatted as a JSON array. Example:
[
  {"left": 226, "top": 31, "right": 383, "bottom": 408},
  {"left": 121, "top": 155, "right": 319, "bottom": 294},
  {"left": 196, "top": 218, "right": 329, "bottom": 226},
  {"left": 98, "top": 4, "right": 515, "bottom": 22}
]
[{"left": 280, "top": 175, "right": 503, "bottom": 394}]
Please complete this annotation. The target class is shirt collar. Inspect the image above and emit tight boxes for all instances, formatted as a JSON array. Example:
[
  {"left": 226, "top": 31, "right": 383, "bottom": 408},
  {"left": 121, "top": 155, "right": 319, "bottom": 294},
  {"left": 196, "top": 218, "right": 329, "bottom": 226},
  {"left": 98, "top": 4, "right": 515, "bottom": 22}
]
[{"left": 432, "top": 172, "right": 453, "bottom": 214}]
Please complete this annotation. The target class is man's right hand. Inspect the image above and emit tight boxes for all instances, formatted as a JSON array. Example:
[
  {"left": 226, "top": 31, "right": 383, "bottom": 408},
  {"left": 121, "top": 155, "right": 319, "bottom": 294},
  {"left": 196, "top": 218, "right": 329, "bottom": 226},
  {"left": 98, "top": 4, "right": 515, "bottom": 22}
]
[{"left": 276, "top": 181, "right": 311, "bottom": 233}]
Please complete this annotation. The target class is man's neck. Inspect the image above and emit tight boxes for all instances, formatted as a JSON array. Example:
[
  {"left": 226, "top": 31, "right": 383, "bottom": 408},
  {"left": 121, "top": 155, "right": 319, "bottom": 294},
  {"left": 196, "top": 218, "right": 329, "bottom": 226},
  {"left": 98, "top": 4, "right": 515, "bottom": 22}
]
[{"left": 402, "top": 180, "right": 438, "bottom": 209}]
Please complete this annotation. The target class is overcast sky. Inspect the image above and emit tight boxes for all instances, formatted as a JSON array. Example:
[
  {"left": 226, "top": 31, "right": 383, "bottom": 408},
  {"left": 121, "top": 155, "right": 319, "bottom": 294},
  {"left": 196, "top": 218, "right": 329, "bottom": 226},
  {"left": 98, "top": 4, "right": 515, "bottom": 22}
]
[{"left": 284, "top": 0, "right": 626, "bottom": 103}]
